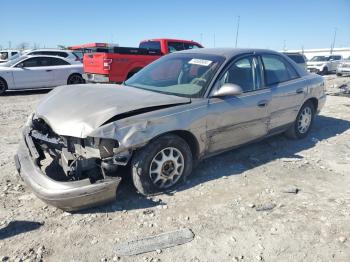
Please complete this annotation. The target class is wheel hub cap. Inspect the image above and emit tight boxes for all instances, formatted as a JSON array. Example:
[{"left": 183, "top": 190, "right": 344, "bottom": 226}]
[
  {"left": 149, "top": 147, "right": 184, "bottom": 189},
  {"left": 298, "top": 107, "right": 312, "bottom": 134}
]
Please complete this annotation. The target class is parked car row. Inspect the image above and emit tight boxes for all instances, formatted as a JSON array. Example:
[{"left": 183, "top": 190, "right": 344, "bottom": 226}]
[{"left": 336, "top": 56, "right": 350, "bottom": 76}]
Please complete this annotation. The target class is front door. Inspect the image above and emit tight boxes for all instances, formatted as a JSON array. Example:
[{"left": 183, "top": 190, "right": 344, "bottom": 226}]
[
  {"left": 12, "top": 57, "right": 54, "bottom": 89},
  {"left": 206, "top": 55, "right": 271, "bottom": 153}
]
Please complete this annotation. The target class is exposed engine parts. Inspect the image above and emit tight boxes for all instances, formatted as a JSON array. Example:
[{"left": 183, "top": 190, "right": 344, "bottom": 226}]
[{"left": 30, "top": 117, "right": 129, "bottom": 182}]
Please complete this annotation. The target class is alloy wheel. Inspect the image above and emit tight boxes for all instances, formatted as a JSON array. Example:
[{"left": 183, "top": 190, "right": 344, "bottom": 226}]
[
  {"left": 297, "top": 106, "right": 312, "bottom": 134},
  {"left": 149, "top": 147, "right": 185, "bottom": 189}
]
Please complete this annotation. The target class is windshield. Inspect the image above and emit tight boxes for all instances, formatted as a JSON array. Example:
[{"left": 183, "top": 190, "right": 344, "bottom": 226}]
[
  {"left": 310, "top": 56, "right": 328, "bottom": 62},
  {"left": 0, "top": 55, "right": 27, "bottom": 67},
  {"left": 124, "top": 53, "right": 224, "bottom": 98}
]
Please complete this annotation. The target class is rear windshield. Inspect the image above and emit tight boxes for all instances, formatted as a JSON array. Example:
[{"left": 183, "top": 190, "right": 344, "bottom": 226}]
[
  {"left": 285, "top": 54, "right": 305, "bottom": 64},
  {"left": 139, "top": 41, "right": 161, "bottom": 50},
  {"left": 0, "top": 52, "right": 9, "bottom": 60}
]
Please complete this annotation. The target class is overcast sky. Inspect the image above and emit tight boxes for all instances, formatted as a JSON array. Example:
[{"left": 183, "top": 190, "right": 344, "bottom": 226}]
[{"left": 2, "top": 0, "right": 350, "bottom": 51}]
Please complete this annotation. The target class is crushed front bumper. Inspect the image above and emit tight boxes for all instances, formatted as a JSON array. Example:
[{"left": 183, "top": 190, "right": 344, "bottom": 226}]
[{"left": 14, "top": 129, "right": 121, "bottom": 211}]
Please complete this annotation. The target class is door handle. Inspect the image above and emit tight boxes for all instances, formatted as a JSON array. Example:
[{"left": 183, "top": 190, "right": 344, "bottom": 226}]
[
  {"left": 257, "top": 100, "right": 269, "bottom": 107},
  {"left": 296, "top": 88, "right": 304, "bottom": 94},
  {"left": 46, "top": 69, "right": 52, "bottom": 72}
]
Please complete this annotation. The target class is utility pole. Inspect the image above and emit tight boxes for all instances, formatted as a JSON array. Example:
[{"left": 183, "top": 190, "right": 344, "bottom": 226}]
[
  {"left": 235, "top": 16, "right": 240, "bottom": 48},
  {"left": 213, "top": 33, "right": 216, "bottom": 48},
  {"left": 8, "top": 41, "right": 11, "bottom": 49},
  {"left": 200, "top": 33, "right": 203, "bottom": 45},
  {"left": 330, "top": 28, "right": 337, "bottom": 54},
  {"left": 283, "top": 40, "right": 286, "bottom": 51}
]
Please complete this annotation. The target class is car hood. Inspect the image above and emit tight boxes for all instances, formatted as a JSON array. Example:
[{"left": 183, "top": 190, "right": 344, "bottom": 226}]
[
  {"left": 35, "top": 84, "right": 191, "bottom": 138},
  {"left": 307, "top": 61, "right": 327, "bottom": 66}
]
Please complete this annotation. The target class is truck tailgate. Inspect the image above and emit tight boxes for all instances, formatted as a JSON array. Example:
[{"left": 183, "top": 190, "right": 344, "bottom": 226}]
[{"left": 84, "top": 53, "right": 109, "bottom": 75}]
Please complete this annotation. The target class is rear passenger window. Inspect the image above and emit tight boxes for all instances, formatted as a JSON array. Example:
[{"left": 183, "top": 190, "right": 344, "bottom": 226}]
[
  {"left": 261, "top": 55, "right": 299, "bottom": 85},
  {"left": 184, "top": 43, "right": 201, "bottom": 50},
  {"left": 49, "top": 57, "right": 70, "bottom": 66},
  {"left": 168, "top": 42, "right": 185, "bottom": 53}
]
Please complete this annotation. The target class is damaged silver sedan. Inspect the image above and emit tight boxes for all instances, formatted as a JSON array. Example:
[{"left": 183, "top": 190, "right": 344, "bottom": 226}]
[{"left": 15, "top": 48, "right": 326, "bottom": 211}]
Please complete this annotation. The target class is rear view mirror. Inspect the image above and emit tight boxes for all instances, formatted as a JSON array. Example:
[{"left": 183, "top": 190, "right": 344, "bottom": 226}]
[{"left": 211, "top": 83, "right": 243, "bottom": 98}]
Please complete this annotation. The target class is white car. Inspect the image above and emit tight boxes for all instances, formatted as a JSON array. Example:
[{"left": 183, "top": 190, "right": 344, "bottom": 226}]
[
  {"left": 337, "top": 57, "right": 350, "bottom": 76},
  {"left": 0, "top": 50, "right": 21, "bottom": 63},
  {"left": 22, "top": 49, "right": 82, "bottom": 62},
  {"left": 0, "top": 55, "right": 84, "bottom": 95},
  {"left": 307, "top": 55, "right": 343, "bottom": 75}
]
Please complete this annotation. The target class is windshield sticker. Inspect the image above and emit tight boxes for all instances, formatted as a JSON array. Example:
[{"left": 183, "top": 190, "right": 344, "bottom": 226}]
[{"left": 188, "top": 59, "right": 212, "bottom": 66}]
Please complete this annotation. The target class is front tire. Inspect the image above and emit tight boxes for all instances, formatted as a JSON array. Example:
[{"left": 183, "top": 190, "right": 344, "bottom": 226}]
[
  {"left": 320, "top": 67, "right": 328, "bottom": 75},
  {"left": 285, "top": 101, "right": 315, "bottom": 139},
  {"left": 131, "top": 134, "right": 193, "bottom": 196},
  {"left": 0, "top": 78, "right": 7, "bottom": 95},
  {"left": 67, "top": 74, "right": 84, "bottom": 85}
]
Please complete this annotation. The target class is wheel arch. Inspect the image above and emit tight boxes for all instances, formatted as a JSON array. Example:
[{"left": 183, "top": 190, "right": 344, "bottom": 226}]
[
  {"left": 0, "top": 76, "right": 8, "bottom": 93},
  {"left": 149, "top": 130, "right": 200, "bottom": 161},
  {"left": 0, "top": 76, "right": 8, "bottom": 87},
  {"left": 304, "top": 97, "right": 318, "bottom": 112}
]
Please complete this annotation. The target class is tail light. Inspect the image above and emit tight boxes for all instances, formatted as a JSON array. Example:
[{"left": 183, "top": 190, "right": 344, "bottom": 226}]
[{"left": 103, "top": 58, "right": 112, "bottom": 71}]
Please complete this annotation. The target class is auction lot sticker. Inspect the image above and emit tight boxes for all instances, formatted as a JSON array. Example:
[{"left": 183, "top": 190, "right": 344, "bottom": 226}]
[{"left": 188, "top": 59, "right": 212, "bottom": 66}]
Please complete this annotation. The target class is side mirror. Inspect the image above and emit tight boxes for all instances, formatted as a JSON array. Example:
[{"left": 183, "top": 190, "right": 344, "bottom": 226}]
[
  {"left": 211, "top": 83, "right": 243, "bottom": 98},
  {"left": 16, "top": 63, "right": 24, "bottom": 68}
]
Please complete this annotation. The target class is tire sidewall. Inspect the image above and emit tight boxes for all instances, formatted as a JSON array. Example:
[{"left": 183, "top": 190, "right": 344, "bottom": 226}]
[
  {"left": 131, "top": 134, "right": 193, "bottom": 195},
  {"left": 68, "top": 74, "right": 83, "bottom": 85},
  {"left": 294, "top": 102, "right": 315, "bottom": 139},
  {"left": 0, "top": 79, "right": 7, "bottom": 95}
]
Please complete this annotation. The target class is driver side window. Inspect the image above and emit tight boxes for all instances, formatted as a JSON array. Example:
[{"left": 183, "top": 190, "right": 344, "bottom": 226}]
[
  {"left": 17, "top": 58, "right": 40, "bottom": 68},
  {"left": 218, "top": 56, "right": 257, "bottom": 93}
]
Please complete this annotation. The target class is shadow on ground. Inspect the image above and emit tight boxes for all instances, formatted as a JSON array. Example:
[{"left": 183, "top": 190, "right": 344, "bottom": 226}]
[
  {"left": 74, "top": 115, "right": 350, "bottom": 214},
  {"left": 0, "top": 220, "right": 43, "bottom": 240},
  {"left": 3, "top": 89, "right": 51, "bottom": 96}
]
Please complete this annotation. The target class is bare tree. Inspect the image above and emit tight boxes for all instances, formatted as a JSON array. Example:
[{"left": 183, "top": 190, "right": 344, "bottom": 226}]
[{"left": 17, "top": 42, "right": 30, "bottom": 50}]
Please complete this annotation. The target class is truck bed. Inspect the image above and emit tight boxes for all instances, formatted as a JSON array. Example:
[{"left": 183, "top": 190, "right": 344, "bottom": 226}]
[{"left": 83, "top": 48, "right": 162, "bottom": 83}]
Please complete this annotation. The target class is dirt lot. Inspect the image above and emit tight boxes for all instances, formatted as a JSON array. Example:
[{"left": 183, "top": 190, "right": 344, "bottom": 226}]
[{"left": 1, "top": 76, "right": 350, "bottom": 262}]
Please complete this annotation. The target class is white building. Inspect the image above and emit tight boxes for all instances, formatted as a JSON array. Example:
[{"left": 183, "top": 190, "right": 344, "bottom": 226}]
[{"left": 285, "top": 47, "right": 350, "bottom": 60}]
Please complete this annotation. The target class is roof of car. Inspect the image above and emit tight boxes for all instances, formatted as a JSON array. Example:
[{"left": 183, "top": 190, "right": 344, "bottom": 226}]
[
  {"left": 19, "top": 55, "right": 76, "bottom": 63},
  {"left": 25, "top": 49, "right": 73, "bottom": 53},
  {"left": 177, "top": 48, "right": 280, "bottom": 59}
]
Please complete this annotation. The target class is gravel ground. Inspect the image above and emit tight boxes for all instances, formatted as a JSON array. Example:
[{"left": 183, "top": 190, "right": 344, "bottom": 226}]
[{"left": 0, "top": 76, "right": 350, "bottom": 262}]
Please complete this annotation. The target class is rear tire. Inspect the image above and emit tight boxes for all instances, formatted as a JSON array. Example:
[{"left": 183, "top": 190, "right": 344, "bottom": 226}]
[
  {"left": 285, "top": 101, "right": 315, "bottom": 139},
  {"left": 131, "top": 134, "right": 193, "bottom": 196},
  {"left": 0, "top": 78, "right": 7, "bottom": 95},
  {"left": 67, "top": 74, "right": 84, "bottom": 85}
]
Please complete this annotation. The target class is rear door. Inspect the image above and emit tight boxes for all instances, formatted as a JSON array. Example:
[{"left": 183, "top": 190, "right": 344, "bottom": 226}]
[
  {"left": 206, "top": 55, "right": 271, "bottom": 153},
  {"left": 259, "top": 54, "right": 306, "bottom": 132},
  {"left": 48, "top": 57, "right": 72, "bottom": 86},
  {"left": 12, "top": 57, "right": 54, "bottom": 89}
]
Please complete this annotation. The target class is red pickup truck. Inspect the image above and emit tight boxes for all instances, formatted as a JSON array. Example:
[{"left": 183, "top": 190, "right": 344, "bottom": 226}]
[{"left": 83, "top": 38, "right": 202, "bottom": 83}]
